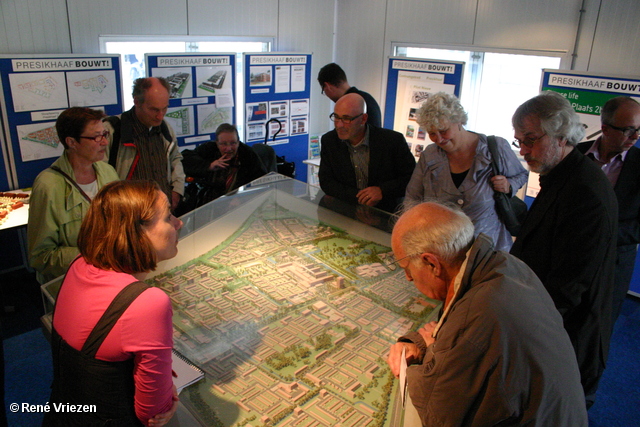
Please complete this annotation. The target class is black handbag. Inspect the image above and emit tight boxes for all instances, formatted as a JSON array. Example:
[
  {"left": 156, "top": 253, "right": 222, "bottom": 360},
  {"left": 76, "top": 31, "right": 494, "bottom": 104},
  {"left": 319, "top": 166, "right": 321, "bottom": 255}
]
[{"left": 486, "top": 135, "right": 528, "bottom": 236}]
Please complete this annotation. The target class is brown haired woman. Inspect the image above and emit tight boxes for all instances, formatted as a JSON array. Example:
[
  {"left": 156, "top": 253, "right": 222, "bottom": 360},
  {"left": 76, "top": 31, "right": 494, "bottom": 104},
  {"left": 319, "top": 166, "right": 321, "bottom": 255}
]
[
  {"left": 43, "top": 180, "right": 182, "bottom": 427},
  {"left": 28, "top": 107, "right": 120, "bottom": 284}
]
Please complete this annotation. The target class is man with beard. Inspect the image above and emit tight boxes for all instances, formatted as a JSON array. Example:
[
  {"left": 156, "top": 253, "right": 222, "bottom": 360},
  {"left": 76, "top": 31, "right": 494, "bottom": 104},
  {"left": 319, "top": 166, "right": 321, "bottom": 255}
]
[{"left": 510, "top": 91, "right": 618, "bottom": 409}]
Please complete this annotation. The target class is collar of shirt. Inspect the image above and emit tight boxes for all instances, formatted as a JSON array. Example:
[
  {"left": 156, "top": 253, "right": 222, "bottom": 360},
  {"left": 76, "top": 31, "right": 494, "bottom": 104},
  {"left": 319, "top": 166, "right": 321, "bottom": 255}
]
[
  {"left": 431, "top": 247, "right": 471, "bottom": 338},
  {"left": 585, "top": 138, "right": 627, "bottom": 186},
  {"left": 586, "top": 137, "right": 629, "bottom": 163},
  {"left": 130, "top": 110, "right": 162, "bottom": 138},
  {"left": 343, "top": 126, "right": 370, "bottom": 150}
]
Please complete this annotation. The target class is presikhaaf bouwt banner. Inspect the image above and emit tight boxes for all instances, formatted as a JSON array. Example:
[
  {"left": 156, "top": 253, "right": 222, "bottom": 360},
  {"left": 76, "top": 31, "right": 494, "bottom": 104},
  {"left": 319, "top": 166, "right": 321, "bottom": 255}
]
[
  {"left": 244, "top": 53, "right": 312, "bottom": 183},
  {"left": 147, "top": 53, "right": 236, "bottom": 149},
  {"left": 0, "top": 54, "right": 123, "bottom": 189},
  {"left": 383, "top": 57, "right": 464, "bottom": 160},
  {"left": 523, "top": 69, "right": 640, "bottom": 199},
  {"left": 541, "top": 69, "right": 640, "bottom": 296}
]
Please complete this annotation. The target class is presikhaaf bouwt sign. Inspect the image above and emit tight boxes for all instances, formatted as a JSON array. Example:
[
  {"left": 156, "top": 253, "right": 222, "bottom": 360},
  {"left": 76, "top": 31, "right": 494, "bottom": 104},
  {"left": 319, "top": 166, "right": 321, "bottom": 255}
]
[
  {"left": 383, "top": 57, "right": 464, "bottom": 160},
  {"left": 0, "top": 54, "right": 123, "bottom": 189},
  {"left": 523, "top": 70, "right": 640, "bottom": 199},
  {"left": 542, "top": 69, "right": 640, "bottom": 140},
  {"left": 147, "top": 53, "right": 236, "bottom": 148},
  {"left": 243, "top": 53, "right": 312, "bottom": 183}
]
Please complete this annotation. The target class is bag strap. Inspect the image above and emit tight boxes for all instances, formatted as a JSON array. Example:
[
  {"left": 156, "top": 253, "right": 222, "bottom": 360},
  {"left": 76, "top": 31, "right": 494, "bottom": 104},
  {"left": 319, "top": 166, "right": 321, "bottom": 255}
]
[
  {"left": 104, "top": 115, "right": 122, "bottom": 168},
  {"left": 49, "top": 165, "right": 92, "bottom": 203},
  {"left": 81, "top": 281, "right": 150, "bottom": 357},
  {"left": 486, "top": 135, "right": 501, "bottom": 176}
]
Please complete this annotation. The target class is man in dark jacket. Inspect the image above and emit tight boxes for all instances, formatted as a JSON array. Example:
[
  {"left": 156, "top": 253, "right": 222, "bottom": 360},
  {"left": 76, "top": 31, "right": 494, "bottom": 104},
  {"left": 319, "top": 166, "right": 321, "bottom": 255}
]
[
  {"left": 319, "top": 93, "right": 415, "bottom": 213},
  {"left": 510, "top": 91, "right": 618, "bottom": 408},
  {"left": 181, "top": 123, "right": 266, "bottom": 209},
  {"left": 577, "top": 96, "right": 640, "bottom": 327}
]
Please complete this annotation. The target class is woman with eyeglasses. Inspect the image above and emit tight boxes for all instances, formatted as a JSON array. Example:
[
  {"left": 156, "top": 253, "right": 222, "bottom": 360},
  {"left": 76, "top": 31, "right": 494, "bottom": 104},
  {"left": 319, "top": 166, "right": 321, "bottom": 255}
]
[
  {"left": 28, "top": 107, "right": 120, "bottom": 284},
  {"left": 404, "top": 92, "right": 528, "bottom": 251}
]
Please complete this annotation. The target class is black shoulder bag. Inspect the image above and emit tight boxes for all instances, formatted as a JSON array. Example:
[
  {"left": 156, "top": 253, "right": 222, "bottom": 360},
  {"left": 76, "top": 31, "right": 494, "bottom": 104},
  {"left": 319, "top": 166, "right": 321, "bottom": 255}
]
[{"left": 486, "top": 135, "right": 528, "bottom": 237}]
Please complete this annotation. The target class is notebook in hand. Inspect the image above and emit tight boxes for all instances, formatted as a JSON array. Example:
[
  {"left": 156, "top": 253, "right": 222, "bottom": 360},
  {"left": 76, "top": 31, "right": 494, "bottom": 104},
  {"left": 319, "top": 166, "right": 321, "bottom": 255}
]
[{"left": 172, "top": 349, "right": 205, "bottom": 393}]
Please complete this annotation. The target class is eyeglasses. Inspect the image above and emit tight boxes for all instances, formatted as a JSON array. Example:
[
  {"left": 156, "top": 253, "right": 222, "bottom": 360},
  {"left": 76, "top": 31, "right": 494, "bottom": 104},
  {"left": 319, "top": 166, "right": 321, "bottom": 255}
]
[
  {"left": 512, "top": 133, "right": 547, "bottom": 149},
  {"left": 217, "top": 141, "right": 239, "bottom": 148},
  {"left": 79, "top": 131, "right": 110, "bottom": 143},
  {"left": 330, "top": 113, "right": 363, "bottom": 124},
  {"left": 606, "top": 123, "right": 640, "bottom": 138},
  {"left": 388, "top": 252, "right": 422, "bottom": 267}
]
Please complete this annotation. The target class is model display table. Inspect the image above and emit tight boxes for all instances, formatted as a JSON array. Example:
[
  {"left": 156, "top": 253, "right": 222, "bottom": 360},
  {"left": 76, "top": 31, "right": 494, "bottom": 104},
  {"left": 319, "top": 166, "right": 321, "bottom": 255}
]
[{"left": 43, "top": 176, "right": 439, "bottom": 427}]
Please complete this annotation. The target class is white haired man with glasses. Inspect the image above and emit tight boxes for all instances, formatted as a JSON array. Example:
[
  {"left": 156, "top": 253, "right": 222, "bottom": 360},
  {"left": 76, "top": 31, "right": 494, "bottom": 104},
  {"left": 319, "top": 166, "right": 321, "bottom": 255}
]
[
  {"left": 318, "top": 93, "right": 415, "bottom": 213},
  {"left": 510, "top": 91, "right": 618, "bottom": 409},
  {"left": 577, "top": 96, "right": 640, "bottom": 330},
  {"left": 387, "top": 201, "right": 587, "bottom": 426}
]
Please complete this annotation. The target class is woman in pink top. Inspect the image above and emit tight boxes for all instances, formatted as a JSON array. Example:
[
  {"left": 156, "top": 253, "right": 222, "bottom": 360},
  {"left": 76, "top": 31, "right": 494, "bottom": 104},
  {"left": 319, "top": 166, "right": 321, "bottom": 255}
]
[{"left": 43, "top": 180, "right": 183, "bottom": 427}]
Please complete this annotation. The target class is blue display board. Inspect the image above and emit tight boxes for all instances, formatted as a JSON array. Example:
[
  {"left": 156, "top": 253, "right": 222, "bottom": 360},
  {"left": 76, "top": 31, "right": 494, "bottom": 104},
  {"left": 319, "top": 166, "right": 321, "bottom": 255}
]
[
  {"left": 383, "top": 57, "right": 464, "bottom": 159},
  {"left": 0, "top": 54, "right": 123, "bottom": 189},
  {"left": 146, "top": 53, "right": 236, "bottom": 149},
  {"left": 243, "top": 53, "right": 312, "bottom": 183},
  {"left": 0, "top": 129, "right": 11, "bottom": 190},
  {"left": 541, "top": 69, "right": 640, "bottom": 296}
]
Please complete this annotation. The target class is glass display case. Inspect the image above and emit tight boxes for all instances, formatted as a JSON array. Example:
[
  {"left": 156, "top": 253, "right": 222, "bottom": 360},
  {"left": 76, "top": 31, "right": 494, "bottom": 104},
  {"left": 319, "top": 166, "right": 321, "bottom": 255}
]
[{"left": 42, "top": 174, "right": 439, "bottom": 427}]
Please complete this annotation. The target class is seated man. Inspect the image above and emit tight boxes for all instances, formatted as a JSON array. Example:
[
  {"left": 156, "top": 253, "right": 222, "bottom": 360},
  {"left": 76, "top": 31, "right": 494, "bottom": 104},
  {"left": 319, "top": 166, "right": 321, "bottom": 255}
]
[
  {"left": 387, "top": 202, "right": 587, "bottom": 426},
  {"left": 181, "top": 123, "right": 266, "bottom": 209},
  {"left": 319, "top": 93, "right": 415, "bottom": 213}
]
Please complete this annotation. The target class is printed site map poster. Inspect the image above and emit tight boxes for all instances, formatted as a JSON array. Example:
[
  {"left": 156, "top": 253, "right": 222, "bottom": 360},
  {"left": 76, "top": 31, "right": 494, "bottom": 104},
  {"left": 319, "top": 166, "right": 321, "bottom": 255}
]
[
  {"left": 147, "top": 188, "right": 439, "bottom": 426},
  {"left": 0, "top": 54, "right": 123, "bottom": 188}
]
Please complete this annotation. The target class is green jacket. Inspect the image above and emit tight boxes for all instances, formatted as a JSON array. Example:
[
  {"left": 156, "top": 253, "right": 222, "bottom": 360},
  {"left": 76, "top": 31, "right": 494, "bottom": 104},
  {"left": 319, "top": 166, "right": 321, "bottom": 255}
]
[{"left": 27, "top": 152, "right": 120, "bottom": 284}]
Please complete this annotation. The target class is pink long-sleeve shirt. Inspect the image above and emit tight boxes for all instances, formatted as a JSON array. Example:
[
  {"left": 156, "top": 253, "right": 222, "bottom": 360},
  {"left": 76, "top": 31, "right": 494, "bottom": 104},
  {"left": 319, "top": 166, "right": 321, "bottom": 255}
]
[{"left": 53, "top": 257, "right": 174, "bottom": 425}]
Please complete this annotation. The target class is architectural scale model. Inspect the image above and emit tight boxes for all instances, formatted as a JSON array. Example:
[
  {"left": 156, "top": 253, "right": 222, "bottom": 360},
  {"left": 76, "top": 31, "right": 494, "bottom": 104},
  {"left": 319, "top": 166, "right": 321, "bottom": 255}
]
[
  {"left": 165, "top": 107, "right": 191, "bottom": 135},
  {"left": 199, "top": 70, "right": 227, "bottom": 93},
  {"left": 166, "top": 72, "right": 190, "bottom": 98},
  {"left": 0, "top": 192, "right": 28, "bottom": 225},
  {"left": 73, "top": 74, "right": 109, "bottom": 94},
  {"left": 200, "top": 107, "right": 232, "bottom": 133},
  {"left": 22, "top": 125, "right": 60, "bottom": 148},
  {"left": 149, "top": 199, "right": 438, "bottom": 427},
  {"left": 16, "top": 75, "right": 58, "bottom": 99}
]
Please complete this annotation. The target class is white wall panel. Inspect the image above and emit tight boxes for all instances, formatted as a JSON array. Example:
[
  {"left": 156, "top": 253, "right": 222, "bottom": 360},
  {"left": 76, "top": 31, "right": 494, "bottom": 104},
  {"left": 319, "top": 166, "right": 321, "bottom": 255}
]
[
  {"left": 587, "top": 0, "right": 640, "bottom": 76},
  {"left": 187, "top": 0, "right": 278, "bottom": 37},
  {"left": 384, "top": 0, "right": 477, "bottom": 46},
  {"left": 278, "top": 0, "right": 335, "bottom": 136},
  {"left": 334, "top": 0, "right": 388, "bottom": 110},
  {"left": 475, "top": 0, "right": 582, "bottom": 52},
  {"left": 0, "top": 0, "right": 71, "bottom": 53},
  {"left": 66, "top": 0, "right": 188, "bottom": 54}
]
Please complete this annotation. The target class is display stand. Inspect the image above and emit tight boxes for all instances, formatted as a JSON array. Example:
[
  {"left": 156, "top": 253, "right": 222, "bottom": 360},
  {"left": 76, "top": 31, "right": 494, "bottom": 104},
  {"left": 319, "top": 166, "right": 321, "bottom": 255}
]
[
  {"left": 146, "top": 53, "right": 237, "bottom": 149},
  {"left": 383, "top": 57, "right": 464, "bottom": 160},
  {"left": 243, "top": 53, "right": 312, "bottom": 183},
  {"left": 0, "top": 54, "right": 123, "bottom": 189}
]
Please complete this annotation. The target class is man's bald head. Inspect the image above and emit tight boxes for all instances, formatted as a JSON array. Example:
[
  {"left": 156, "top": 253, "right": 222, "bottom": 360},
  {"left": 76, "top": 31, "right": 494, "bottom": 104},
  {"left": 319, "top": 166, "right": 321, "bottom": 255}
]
[{"left": 393, "top": 202, "right": 474, "bottom": 267}]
